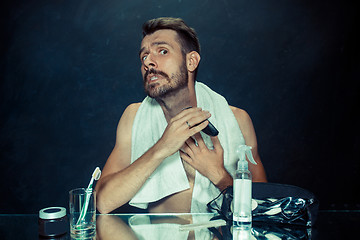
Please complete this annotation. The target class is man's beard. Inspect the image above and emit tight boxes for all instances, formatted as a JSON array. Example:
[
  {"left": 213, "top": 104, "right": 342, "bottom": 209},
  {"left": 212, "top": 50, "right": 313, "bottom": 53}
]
[{"left": 143, "top": 61, "right": 188, "bottom": 99}]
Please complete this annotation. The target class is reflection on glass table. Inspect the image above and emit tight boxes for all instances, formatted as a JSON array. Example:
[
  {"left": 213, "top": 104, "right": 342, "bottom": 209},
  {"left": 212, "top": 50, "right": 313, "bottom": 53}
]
[
  {"left": 97, "top": 213, "right": 215, "bottom": 240},
  {"left": 96, "top": 213, "right": 311, "bottom": 240},
  {"left": 0, "top": 210, "right": 358, "bottom": 239}
]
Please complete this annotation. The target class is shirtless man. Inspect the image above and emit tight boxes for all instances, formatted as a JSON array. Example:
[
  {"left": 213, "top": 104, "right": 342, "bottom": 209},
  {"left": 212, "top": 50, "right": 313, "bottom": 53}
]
[{"left": 95, "top": 17, "right": 267, "bottom": 214}]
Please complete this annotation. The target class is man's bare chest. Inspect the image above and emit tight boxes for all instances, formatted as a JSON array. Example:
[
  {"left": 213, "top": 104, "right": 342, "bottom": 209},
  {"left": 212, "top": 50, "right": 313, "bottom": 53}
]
[{"left": 182, "top": 158, "right": 196, "bottom": 183}]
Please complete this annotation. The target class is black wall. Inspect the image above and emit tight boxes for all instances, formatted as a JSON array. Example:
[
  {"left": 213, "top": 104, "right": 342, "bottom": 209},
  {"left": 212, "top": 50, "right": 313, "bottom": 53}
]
[{"left": 1, "top": 0, "right": 359, "bottom": 214}]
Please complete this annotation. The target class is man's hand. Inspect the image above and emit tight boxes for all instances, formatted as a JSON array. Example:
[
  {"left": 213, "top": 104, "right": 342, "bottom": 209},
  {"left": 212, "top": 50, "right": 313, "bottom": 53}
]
[
  {"left": 179, "top": 133, "right": 232, "bottom": 190},
  {"left": 156, "top": 108, "right": 211, "bottom": 158}
]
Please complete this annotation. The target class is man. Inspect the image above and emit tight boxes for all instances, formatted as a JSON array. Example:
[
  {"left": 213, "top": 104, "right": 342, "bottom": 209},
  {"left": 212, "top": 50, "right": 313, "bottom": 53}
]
[{"left": 95, "top": 17, "right": 267, "bottom": 214}]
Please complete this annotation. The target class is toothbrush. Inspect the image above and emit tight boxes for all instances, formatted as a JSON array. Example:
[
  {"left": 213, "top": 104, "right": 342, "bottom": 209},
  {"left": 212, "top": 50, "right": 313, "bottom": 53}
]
[{"left": 76, "top": 167, "right": 101, "bottom": 225}]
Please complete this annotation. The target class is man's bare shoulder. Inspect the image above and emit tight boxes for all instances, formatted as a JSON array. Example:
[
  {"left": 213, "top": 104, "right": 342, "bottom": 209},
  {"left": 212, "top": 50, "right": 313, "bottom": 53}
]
[
  {"left": 115, "top": 103, "right": 141, "bottom": 142},
  {"left": 125, "top": 102, "right": 142, "bottom": 115},
  {"left": 229, "top": 105, "right": 252, "bottom": 125},
  {"left": 120, "top": 103, "right": 141, "bottom": 123},
  {"left": 229, "top": 105, "right": 258, "bottom": 147}
]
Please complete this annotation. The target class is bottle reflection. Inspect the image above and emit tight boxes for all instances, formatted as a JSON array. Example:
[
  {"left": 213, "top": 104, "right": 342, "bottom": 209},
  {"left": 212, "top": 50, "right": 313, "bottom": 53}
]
[{"left": 232, "top": 226, "right": 252, "bottom": 240}]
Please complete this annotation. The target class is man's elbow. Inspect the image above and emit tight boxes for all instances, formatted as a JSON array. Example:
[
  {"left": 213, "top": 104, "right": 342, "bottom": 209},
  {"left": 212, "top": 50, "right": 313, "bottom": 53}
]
[
  {"left": 253, "top": 178, "right": 267, "bottom": 183},
  {"left": 96, "top": 187, "right": 113, "bottom": 214},
  {"left": 97, "top": 204, "right": 111, "bottom": 214},
  {"left": 96, "top": 190, "right": 128, "bottom": 214},
  {"left": 96, "top": 195, "right": 114, "bottom": 214},
  {"left": 252, "top": 172, "right": 267, "bottom": 182}
]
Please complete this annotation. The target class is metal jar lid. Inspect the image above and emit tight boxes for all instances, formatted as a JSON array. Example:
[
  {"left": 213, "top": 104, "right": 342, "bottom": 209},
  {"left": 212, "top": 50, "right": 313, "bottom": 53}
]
[{"left": 39, "top": 207, "right": 66, "bottom": 220}]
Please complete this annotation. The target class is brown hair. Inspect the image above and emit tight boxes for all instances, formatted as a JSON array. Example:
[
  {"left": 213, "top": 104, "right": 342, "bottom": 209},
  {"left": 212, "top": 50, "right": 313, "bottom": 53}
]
[{"left": 142, "top": 17, "right": 201, "bottom": 55}]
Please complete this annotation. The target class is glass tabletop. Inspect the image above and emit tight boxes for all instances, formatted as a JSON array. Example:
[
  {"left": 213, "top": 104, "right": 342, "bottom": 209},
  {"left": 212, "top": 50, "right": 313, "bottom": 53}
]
[{"left": 0, "top": 211, "right": 359, "bottom": 239}]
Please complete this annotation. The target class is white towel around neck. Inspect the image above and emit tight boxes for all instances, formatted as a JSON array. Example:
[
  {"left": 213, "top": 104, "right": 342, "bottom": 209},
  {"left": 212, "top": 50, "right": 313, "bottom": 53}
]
[{"left": 129, "top": 82, "right": 245, "bottom": 212}]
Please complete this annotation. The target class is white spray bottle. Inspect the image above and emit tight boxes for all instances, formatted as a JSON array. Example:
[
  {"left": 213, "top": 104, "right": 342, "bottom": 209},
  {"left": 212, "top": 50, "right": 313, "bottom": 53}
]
[{"left": 233, "top": 145, "right": 257, "bottom": 228}]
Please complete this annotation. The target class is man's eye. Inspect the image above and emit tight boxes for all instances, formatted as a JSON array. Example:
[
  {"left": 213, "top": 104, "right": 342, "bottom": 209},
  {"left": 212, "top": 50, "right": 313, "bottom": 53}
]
[
  {"left": 160, "top": 49, "right": 168, "bottom": 55},
  {"left": 141, "top": 55, "right": 148, "bottom": 61}
]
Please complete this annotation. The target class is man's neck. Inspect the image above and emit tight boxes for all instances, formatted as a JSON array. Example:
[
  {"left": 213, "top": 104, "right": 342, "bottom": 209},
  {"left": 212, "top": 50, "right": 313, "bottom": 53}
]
[{"left": 156, "top": 83, "right": 197, "bottom": 122}]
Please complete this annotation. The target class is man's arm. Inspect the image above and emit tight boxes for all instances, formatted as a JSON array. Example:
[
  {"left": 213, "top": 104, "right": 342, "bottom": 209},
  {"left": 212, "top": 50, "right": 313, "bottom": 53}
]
[
  {"left": 230, "top": 106, "right": 267, "bottom": 182},
  {"left": 95, "top": 103, "right": 143, "bottom": 213},
  {"left": 95, "top": 105, "right": 211, "bottom": 213}
]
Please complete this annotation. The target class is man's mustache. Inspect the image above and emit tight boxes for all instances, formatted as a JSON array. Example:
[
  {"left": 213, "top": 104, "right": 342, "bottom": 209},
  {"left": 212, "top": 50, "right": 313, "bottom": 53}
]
[{"left": 144, "top": 68, "right": 169, "bottom": 82}]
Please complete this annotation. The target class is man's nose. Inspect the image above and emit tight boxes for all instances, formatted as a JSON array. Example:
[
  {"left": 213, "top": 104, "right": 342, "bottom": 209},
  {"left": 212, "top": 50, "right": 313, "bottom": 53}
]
[{"left": 143, "top": 54, "right": 157, "bottom": 70}]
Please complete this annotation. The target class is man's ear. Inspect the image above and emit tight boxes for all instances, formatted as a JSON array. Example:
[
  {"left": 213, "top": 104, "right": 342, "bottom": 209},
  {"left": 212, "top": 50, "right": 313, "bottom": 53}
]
[{"left": 186, "top": 51, "right": 201, "bottom": 72}]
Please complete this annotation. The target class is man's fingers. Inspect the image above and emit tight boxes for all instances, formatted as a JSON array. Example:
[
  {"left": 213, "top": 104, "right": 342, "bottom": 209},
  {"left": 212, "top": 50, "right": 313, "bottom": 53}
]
[
  {"left": 186, "top": 113, "right": 211, "bottom": 128},
  {"left": 171, "top": 107, "right": 210, "bottom": 130},
  {"left": 210, "top": 136, "right": 221, "bottom": 148},
  {"left": 179, "top": 150, "right": 192, "bottom": 164},
  {"left": 171, "top": 107, "right": 201, "bottom": 121},
  {"left": 181, "top": 141, "right": 194, "bottom": 157},
  {"left": 193, "top": 133, "right": 207, "bottom": 149},
  {"left": 188, "top": 120, "right": 209, "bottom": 136}
]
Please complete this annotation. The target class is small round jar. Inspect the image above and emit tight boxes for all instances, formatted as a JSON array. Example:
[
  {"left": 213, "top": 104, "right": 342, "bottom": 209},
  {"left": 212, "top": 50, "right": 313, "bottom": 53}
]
[{"left": 39, "top": 207, "right": 68, "bottom": 238}]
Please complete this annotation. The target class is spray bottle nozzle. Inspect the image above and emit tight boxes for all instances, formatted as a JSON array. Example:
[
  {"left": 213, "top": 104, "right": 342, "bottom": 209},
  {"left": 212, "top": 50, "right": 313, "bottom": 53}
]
[{"left": 236, "top": 145, "right": 257, "bottom": 170}]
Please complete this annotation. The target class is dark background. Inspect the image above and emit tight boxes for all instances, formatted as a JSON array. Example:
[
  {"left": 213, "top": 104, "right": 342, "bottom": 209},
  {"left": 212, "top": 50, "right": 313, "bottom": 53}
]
[{"left": 0, "top": 0, "right": 359, "bottom": 214}]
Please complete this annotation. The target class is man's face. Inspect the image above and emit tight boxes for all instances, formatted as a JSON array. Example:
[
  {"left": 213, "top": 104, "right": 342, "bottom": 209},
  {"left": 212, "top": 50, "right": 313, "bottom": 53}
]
[{"left": 139, "top": 29, "right": 188, "bottom": 98}]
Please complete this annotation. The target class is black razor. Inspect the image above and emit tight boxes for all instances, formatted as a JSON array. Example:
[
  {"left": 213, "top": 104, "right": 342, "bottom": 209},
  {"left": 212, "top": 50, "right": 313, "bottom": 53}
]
[{"left": 183, "top": 107, "right": 219, "bottom": 136}]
